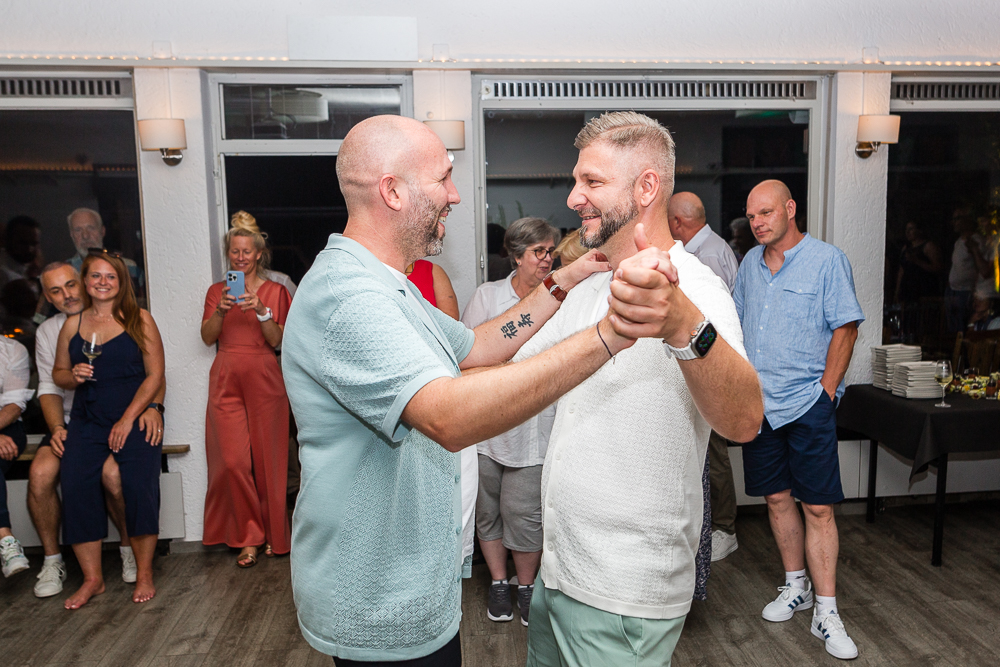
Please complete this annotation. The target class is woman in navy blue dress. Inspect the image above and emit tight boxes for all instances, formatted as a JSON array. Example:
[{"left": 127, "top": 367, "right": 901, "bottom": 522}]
[{"left": 53, "top": 251, "right": 165, "bottom": 609}]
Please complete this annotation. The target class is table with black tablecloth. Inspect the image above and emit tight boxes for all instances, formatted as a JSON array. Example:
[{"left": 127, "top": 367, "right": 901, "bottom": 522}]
[{"left": 837, "top": 384, "right": 1000, "bottom": 565}]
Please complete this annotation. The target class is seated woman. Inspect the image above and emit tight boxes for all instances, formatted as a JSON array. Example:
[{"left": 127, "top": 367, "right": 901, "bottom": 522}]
[
  {"left": 53, "top": 250, "right": 165, "bottom": 608},
  {"left": 0, "top": 337, "right": 34, "bottom": 579}
]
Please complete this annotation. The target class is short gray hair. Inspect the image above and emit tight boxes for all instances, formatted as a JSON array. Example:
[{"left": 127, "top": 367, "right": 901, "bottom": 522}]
[
  {"left": 504, "top": 217, "right": 560, "bottom": 268},
  {"left": 67, "top": 207, "right": 103, "bottom": 228},
  {"left": 574, "top": 111, "right": 675, "bottom": 186}
]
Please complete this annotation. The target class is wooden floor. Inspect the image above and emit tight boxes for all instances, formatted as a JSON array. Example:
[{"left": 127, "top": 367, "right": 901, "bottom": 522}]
[{"left": 2, "top": 501, "right": 998, "bottom": 666}]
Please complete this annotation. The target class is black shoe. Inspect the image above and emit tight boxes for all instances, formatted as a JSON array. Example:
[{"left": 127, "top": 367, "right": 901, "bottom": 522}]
[
  {"left": 487, "top": 582, "right": 513, "bottom": 622},
  {"left": 516, "top": 585, "right": 533, "bottom": 626}
]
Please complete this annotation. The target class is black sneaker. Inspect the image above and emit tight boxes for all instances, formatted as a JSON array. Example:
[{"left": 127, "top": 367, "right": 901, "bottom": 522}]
[
  {"left": 487, "top": 582, "right": 513, "bottom": 622},
  {"left": 516, "top": 585, "right": 533, "bottom": 626}
]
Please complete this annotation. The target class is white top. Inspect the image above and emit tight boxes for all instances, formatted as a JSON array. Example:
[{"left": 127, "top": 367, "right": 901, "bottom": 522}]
[
  {"left": 975, "top": 238, "right": 998, "bottom": 299},
  {"left": 461, "top": 272, "right": 555, "bottom": 467},
  {"left": 268, "top": 270, "right": 298, "bottom": 298},
  {"left": 513, "top": 243, "right": 746, "bottom": 619},
  {"left": 36, "top": 313, "right": 75, "bottom": 419},
  {"left": 0, "top": 337, "right": 35, "bottom": 413},
  {"left": 685, "top": 225, "right": 739, "bottom": 291},
  {"left": 949, "top": 234, "right": 987, "bottom": 291}
]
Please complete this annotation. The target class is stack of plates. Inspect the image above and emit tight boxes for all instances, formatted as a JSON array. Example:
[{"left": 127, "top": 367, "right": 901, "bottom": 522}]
[
  {"left": 871, "top": 344, "right": 922, "bottom": 390},
  {"left": 891, "top": 361, "right": 943, "bottom": 399}
]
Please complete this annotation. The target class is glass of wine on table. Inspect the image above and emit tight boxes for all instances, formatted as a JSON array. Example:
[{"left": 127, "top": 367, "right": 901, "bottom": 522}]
[
  {"left": 82, "top": 332, "right": 102, "bottom": 382},
  {"left": 934, "top": 360, "right": 952, "bottom": 408}
]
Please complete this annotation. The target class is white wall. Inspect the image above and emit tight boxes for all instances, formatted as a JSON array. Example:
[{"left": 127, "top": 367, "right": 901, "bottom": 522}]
[{"left": 3, "top": 1, "right": 999, "bottom": 63}]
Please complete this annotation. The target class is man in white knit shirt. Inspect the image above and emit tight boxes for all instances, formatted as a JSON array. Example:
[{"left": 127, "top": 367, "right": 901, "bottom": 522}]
[{"left": 519, "top": 112, "right": 763, "bottom": 666}]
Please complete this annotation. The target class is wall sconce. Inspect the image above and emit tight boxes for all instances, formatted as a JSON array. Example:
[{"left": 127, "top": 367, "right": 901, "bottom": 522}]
[
  {"left": 855, "top": 114, "right": 900, "bottom": 158},
  {"left": 423, "top": 120, "right": 465, "bottom": 161},
  {"left": 138, "top": 119, "right": 187, "bottom": 166}
]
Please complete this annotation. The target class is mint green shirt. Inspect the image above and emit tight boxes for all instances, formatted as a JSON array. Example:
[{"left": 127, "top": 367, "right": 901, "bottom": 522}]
[{"left": 281, "top": 235, "right": 475, "bottom": 661}]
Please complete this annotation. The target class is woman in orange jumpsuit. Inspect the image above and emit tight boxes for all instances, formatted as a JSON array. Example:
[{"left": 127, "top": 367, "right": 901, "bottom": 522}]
[{"left": 200, "top": 212, "right": 291, "bottom": 566}]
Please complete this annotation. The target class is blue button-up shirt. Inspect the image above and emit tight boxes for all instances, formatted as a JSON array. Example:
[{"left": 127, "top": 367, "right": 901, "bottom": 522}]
[{"left": 733, "top": 234, "right": 864, "bottom": 429}]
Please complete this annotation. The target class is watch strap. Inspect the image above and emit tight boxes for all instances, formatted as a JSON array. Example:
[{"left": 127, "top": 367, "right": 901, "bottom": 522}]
[
  {"left": 543, "top": 272, "right": 568, "bottom": 302},
  {"left": 148, "top": 402, "right": 165, "bottom": 415},
  {"left": 256, "top": 306, "right": 273, "bottom": 322},
  {"left": 664, "top": 319, "right": 716, "bottom": 360}
]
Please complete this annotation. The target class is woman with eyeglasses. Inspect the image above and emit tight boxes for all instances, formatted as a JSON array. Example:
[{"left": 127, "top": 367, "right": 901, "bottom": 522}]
[
  {"left": 200, "top": 212, "right": 291, "bottom": 568},
  {"left": 459, "top": 216, "right": 563, "bottom": 626},
  {"left": 52, "top": 250, "right": 166, "bottom": 608}
]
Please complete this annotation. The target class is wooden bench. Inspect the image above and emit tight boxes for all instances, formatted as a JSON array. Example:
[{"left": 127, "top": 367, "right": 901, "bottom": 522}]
[{"left": 16, "top": 438, "right": 191, "bottom": 472}]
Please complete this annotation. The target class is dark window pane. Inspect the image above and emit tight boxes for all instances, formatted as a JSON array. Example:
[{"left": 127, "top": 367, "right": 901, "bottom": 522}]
[
  {"left": 223, "top": 85, "right": 401, "bottom": 140},
  {"left": 224, "top": 155, "right": 346, "bottom": 285}
]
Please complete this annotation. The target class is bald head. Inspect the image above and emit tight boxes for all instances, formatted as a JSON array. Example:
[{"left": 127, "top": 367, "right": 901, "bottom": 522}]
[
  {"left": 336, "top": 115, "right": 446, "bottom": 212},
  {"left": 667, "top": 192, "right": 707, "bottom": 244},
  {"left": 749, "top": 180, "right": 792, "bottom": 207},
  {"left": 746, "top": 179, "right": 799, "bottom": 249}
]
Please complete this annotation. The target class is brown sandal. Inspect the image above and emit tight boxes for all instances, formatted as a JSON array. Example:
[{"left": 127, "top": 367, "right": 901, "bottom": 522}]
[
  {"left": 263, "top": 544, "right": 275, "bottom": 558},
  {"left": 237, "top": 546, "right": 258, "bottom": 568}
]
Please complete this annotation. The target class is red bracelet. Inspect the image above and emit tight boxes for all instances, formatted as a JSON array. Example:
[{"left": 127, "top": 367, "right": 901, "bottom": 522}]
[{"left": 543, "top": 272, "right": 568, "bottom": 302}]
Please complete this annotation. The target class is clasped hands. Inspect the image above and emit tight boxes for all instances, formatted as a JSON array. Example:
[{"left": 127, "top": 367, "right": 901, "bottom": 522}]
[
  {"left": 218, "top": 285, "right": 268, "bottom": 318},
  {"left": 598, "top": 223, "right": 705, "bottom": 355}
]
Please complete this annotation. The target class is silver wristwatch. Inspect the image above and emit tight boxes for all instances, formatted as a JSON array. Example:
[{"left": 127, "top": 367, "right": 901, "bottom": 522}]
[{"left": 663, "top": 319, "right": 717, "bottom": 360}]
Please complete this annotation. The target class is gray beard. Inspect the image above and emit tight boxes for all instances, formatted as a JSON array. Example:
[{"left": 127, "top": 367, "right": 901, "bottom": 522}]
[
  {"left": 400, "top": 186, "right": 445, "bottom": 259},
  {"left": 579, "top": 196, "right": 638, "bottom": 249}
]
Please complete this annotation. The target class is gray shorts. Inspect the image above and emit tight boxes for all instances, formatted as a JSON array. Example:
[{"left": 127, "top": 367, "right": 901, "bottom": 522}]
[{"left": 476, "top": 454, "right": 543, "bottom": 553}]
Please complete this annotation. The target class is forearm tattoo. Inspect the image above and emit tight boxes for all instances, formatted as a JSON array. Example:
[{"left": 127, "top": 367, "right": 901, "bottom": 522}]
[{"left": 500, "top": 313, "right": 535, "bottom": 339}]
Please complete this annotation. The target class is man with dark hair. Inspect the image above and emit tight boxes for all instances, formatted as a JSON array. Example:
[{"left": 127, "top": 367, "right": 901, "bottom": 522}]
[{"left": 734, "top": 180, "right": 864, "bottom": 660}]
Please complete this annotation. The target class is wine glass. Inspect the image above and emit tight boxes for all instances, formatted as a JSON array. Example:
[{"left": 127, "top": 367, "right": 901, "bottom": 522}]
[
  {"left": 81, "top": 332, "right": 102, "bottom": 382},
  {"left": 934, "top": 360, "right": 952, "bottom": 408}
]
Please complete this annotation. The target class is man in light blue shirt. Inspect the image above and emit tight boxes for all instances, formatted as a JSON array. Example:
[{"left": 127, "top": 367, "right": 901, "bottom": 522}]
[
  {"left": 280, "top": 115, "right": 652, "bottom": 666},
  {"left": 733, "top": 180, "right": 864, "bottom": 661}
]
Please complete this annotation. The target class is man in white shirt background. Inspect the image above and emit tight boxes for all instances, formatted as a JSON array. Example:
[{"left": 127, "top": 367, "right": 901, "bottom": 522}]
[
  {"left": 668, "top": 192, "right": 742, "bottom": 562},
  {"left": 26, "top": 262, "right": 157, "bottom": 597}
]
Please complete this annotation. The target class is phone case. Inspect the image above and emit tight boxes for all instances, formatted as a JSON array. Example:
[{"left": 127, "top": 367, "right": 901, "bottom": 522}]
[{"left": 226, "top": 271, "right": 246, "bottom": 303}]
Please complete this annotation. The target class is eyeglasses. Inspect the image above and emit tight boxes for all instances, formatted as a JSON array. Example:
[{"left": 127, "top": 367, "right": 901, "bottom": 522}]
[
  {"left": 87, "top": 247, "right": 122, "bottom": 259},
  {"left": 531, "top": 246, "right": 557, "bottom": 260}
]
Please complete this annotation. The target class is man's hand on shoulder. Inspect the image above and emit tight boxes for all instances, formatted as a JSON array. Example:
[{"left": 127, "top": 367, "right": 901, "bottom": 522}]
[
  {"left": 608, "top": 224, "right": 703, "bottom": 346},
  {"left": 552, "top": 249, "right": 610, "bottom": 291}
]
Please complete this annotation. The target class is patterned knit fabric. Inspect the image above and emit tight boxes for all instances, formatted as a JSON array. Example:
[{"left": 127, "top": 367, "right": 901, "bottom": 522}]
[
  {"left": 282, "top": 236, "right": 474, "bottom": 661},
  {"left": 514, "top": 243, "right": 746, "bottom": 619},
  {"left": 693, "top": 453, "right": 711, "bottom": 601}
]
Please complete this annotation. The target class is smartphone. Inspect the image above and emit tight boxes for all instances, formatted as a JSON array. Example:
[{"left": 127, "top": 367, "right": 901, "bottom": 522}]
[{"left": 226, "top": 270, "right": 246, "bottom": 303}]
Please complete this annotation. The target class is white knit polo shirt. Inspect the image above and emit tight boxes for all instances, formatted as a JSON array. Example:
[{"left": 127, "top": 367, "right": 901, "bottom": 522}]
[{"left": 513, "top": 242, "right": 747, "bottom": 619}]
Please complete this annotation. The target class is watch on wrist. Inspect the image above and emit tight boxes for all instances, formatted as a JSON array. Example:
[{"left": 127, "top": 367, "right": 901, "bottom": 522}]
[
  {"left": 148, "top": 402, "right": 165, "bottom": 415},
  {"left": 543, "top": 272, "right": 568, "bottom": 302},
  {"left": 664, "top": 319, "right": 717, "bottom": 360},
  {"left": 256, "top": 306, "right": 273, "bottom": 322}
]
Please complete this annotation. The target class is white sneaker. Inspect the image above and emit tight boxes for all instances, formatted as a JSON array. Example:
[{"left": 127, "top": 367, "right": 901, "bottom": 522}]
[
  {"left": 812, "top": 609, "right": 859, "bottom": 660},
  {"left": 0, "top": 535, "right": 30, "bottom": 578},
  {"left": 762, "top": 579, "right": 813, "bottom": 622},
  {"left": 710, "top": 530, "right": 738, "bottom": 561},
  {"left": 121, "top": 547, "right": 137, "bottom": 583},
  {"left": 34, "top": 558, "right": 67, "bottom": 597}
]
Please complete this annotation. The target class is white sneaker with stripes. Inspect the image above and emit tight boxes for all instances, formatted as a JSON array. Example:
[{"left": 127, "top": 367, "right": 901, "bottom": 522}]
[
  {"left": 811, "top": 608, "right": 859, "bottom": 660},
  {"left": 762, "top": 578, "right": 813, "bottom": 622}
]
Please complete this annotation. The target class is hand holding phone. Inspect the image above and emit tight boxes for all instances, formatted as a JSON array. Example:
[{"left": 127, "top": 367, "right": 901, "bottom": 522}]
[{"left": 226, "top": 271, "right": 246, "bottom": 304}]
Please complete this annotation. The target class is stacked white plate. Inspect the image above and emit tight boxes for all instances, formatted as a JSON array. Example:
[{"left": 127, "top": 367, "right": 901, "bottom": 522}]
[
  {"left": 891, "top": 361, "right": 944, "bottom": 399},
  {"left": 871, "top": 344, "right": 922, "bottom": 390}
]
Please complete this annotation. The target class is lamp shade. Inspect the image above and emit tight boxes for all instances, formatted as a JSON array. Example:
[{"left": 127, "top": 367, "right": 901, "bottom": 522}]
[
  {"left": 857, "top": 115, "right": 900, "bottom": 144},
  {"left": 137, "top": 119, "right": 187, "bottom": 150},
  {"left": 423, "top": 120, "right": 465, "bottom": 151}
]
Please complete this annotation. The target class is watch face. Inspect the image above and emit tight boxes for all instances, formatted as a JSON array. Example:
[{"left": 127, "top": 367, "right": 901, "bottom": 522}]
[{"left": 693, "top": 322, "right": 717, "bottom": 357}]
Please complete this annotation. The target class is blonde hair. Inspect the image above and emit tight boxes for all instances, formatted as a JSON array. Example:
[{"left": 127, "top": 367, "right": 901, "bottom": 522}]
[
  {"left": 226, "top": 210, "right": 271, "bottom": 276},
  {"left": 574, "top": 111, "right": 676, "bottom": 187},
  {"left": 554, "top": 229, "right": 588, "bottom": 265}
]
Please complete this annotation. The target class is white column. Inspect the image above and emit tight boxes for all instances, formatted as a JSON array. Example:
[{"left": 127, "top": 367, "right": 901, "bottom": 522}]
[
  {"left": 826, "top": 71, "right": 891, "bottom": 386},
  {"left": 412, "top": 69, "right": 478, "bottom": 313},
  {"left": 134, "top": 67, "right": 216, "bottom": 542}
]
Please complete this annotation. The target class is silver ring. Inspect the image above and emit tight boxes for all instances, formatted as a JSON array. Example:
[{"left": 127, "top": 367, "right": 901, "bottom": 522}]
[{"left": 157, "top": 429, "right": 162, "bottom": 432}]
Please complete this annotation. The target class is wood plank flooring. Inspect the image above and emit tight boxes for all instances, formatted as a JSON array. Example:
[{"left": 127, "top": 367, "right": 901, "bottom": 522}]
[{"left": 2, "top": 500, "right": 998, "bottom": 666}]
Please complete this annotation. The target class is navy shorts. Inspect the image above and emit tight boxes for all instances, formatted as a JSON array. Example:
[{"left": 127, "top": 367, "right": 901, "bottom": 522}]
[{"left": 742, "top": 392, "right": 844, "bottom": 505}]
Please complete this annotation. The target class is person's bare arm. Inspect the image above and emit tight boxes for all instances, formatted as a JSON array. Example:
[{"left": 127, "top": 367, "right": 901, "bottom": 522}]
[
  {"left": 52, "top": 317, "right": 81, "bottom": 390},
  {"left": 820, "top": 322, "right": 859, "bottom": 400},
  {"left": 606, "top": 225, "right": 763, "bottom": 443},
  {"left": 461, "top": 251, "right": 610, "bottom": 369},
  {"left": 404, "top": 317, "right": 632, "bottom": 451},
  {"left": 431, "top": 263, "right": 460, "bottom": 320},
  {"left": 0, "top": 403, "right": 21, "bottom": 432}
]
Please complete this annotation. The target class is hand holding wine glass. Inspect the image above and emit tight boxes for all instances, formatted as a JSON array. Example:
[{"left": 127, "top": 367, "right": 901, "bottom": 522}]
[
  {"left": 934, "top": 360, "right": 952, "bottom": 408},
  {"left": 80, "top": 332, "right": 102, "bottom": 382}
]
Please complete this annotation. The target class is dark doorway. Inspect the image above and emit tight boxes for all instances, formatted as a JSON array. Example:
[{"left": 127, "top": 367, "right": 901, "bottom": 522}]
[{"left": 224, "top": 155, "right": 347, "bottom": 285}]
